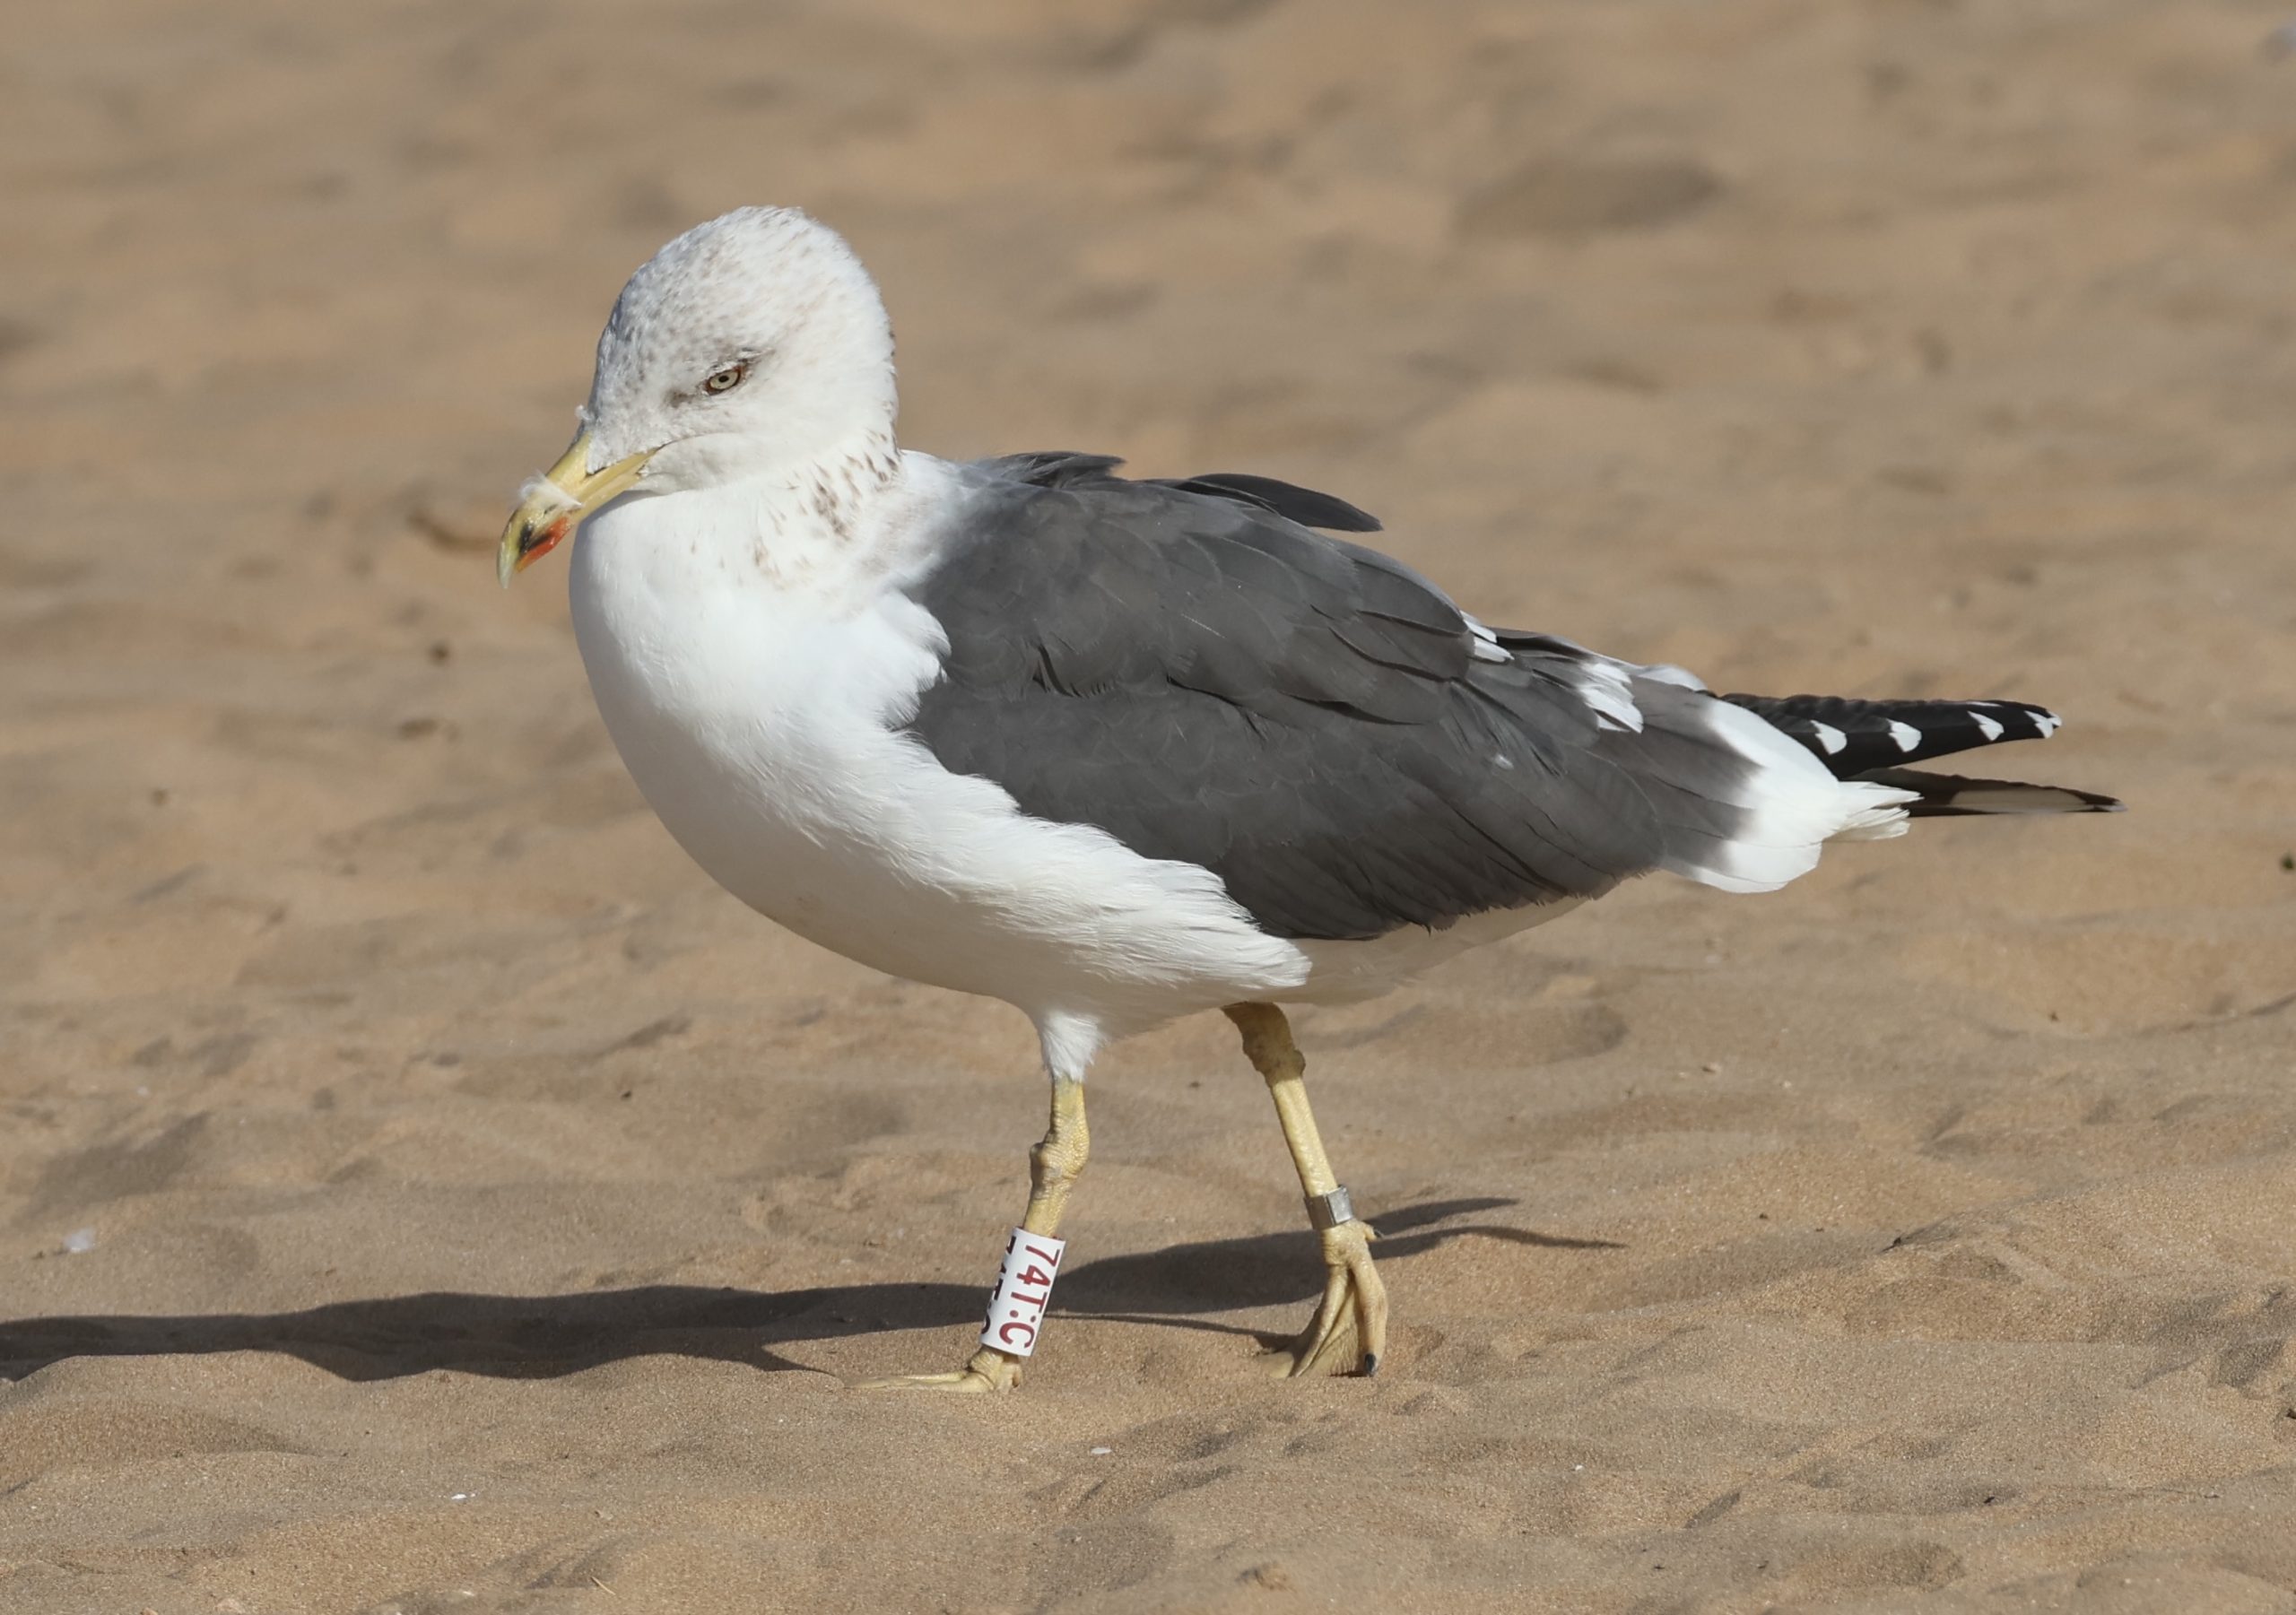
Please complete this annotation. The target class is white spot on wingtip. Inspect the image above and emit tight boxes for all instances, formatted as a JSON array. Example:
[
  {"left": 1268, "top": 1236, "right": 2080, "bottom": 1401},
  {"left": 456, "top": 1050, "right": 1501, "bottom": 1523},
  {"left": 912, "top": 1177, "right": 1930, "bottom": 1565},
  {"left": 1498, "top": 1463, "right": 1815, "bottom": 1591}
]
[
  {"left": 1970, "top": 710, "right": 2005, "bottom": 742},
  {"left": 1576, "top": 664, "right": 1643, "bottom": 732},
  {"left": 1463, "top": 613, "right": 1508, "bottom": 661},
  {"left": 1492, "top": 752, "right": 1515, "bottom": 769},
  {"left": 1887, "top": 720, "right": 1922, "bottom": 752},
  {"left": 1640, "top": 663, "right": 1708, "bottom": 690},
  {"left": 1808, "top": 722, "right": 1848, "bottom": 755},
  {"left": 2033, "top": 709, "right": 2062, "bottom": 737}
]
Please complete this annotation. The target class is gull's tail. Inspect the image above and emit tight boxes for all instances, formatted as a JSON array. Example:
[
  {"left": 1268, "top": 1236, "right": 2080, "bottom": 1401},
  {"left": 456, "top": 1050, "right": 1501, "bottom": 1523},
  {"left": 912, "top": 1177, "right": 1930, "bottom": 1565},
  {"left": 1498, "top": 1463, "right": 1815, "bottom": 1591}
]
[{"left": 1722, "top": 693, "right": 2124, "bottom": 816}]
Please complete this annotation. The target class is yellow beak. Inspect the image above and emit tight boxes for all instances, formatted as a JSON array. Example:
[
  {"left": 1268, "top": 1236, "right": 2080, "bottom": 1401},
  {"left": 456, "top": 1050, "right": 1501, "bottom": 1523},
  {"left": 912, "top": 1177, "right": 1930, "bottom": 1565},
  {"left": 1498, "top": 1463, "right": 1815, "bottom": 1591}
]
[{"left": 497, "top": 432, "right": 654, "bottom": 586}]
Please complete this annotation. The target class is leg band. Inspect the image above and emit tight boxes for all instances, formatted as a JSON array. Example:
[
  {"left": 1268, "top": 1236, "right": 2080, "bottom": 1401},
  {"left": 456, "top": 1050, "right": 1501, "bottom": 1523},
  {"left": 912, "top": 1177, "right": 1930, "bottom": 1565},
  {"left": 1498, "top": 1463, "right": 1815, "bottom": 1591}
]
[
  {"left": 980, "top": 1228, "right": 1065, "bottom": 1358},
  {"left": 1304, "top": 1185, "right": 1356, "bottom": 1230}
]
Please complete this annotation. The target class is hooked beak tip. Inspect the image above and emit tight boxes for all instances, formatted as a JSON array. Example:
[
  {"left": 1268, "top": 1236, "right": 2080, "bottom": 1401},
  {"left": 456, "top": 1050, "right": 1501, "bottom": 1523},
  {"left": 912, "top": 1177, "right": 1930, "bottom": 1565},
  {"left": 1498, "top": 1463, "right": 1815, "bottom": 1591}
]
[
  {"left": 497, "top": 506, "right": 574, "bottom": 589},
  {"left": 495, "top": 434, "right": 649, "bottom": 587}
]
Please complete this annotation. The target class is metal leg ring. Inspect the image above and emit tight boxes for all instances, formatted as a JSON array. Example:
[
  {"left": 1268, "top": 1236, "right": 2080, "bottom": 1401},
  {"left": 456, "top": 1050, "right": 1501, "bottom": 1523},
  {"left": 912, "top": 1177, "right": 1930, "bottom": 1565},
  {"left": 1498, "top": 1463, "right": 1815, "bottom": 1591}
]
[{"left": 1304, "top": 1185, "right": 1356, "bottom": 1230}]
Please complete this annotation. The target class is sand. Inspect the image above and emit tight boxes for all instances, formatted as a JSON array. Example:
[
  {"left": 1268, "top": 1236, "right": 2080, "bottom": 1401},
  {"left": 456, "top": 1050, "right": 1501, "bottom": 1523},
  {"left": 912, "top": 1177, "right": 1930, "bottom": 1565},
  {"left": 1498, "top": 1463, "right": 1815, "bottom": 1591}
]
[{"left": 4, "top": 0, "right": 2295, "bottom": 1610}]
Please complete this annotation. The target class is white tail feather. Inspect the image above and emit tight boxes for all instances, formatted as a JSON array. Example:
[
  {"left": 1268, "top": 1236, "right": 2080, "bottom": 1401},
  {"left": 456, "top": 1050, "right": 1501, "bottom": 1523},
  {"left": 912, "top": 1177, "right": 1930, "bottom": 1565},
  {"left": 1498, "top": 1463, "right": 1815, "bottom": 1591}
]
[{"left": 1662, "top": 696, "right": 1914, "bottom": 892}]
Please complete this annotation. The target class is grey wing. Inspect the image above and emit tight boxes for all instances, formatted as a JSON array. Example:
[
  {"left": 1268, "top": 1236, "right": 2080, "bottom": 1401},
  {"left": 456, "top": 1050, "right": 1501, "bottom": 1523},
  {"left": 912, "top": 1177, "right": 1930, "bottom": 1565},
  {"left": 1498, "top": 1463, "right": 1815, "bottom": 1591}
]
[{"left": 901, "top": 461, "right": 1675, "bottom": 942}]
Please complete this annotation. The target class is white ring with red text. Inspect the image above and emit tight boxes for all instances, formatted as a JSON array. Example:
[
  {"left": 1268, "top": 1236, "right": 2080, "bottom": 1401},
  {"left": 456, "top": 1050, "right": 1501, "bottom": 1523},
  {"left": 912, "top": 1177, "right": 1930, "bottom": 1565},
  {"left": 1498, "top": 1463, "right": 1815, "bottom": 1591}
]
[{"left": 980, "top": 1228, "right": 1065, "bottom": 1357}]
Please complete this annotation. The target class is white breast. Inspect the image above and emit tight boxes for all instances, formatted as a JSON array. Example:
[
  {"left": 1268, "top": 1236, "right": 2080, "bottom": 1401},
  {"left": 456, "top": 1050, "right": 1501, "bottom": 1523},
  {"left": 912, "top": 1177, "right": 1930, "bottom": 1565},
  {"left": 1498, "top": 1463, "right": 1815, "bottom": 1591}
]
[{"left": 565, "top": 461, "right": 1311, "bottom": 1048}]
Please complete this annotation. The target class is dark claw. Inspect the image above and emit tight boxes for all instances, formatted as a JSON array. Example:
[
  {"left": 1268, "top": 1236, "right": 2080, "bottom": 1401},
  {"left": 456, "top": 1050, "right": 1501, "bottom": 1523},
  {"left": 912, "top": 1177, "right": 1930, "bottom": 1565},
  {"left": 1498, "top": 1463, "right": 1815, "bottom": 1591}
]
[{"left": 1360, "top": 1352, "right": 1379, "bottom": 1377}]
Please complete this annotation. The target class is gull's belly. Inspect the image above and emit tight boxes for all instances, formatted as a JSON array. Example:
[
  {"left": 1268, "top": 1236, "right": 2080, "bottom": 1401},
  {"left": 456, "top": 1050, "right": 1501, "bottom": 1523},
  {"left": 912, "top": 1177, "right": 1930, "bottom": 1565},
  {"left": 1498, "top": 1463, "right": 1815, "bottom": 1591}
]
[
  {"left": 614, "top": 740, "right": 1066, "bottom": 1002},
  {"left": 568, "top": 526, "right": 1308, "bottom": 1023},
  {"left": 570, "top": 595, "right": 1022, "bottom": 994}
]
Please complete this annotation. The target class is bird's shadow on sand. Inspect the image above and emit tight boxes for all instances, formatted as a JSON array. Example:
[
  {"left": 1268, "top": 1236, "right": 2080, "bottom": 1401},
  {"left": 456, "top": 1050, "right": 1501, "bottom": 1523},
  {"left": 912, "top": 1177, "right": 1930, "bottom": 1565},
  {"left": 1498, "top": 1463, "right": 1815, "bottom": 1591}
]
[{"left": 0, "top": 1199, "right": 1618, "bottom": 1382}]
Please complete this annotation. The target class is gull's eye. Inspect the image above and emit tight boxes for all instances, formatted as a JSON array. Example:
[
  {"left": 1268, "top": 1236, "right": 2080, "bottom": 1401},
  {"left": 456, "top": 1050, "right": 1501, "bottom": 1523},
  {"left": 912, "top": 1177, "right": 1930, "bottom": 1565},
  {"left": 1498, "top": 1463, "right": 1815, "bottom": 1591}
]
[{"left": 701, "top": 362, "right": 747, "bottom": 395}]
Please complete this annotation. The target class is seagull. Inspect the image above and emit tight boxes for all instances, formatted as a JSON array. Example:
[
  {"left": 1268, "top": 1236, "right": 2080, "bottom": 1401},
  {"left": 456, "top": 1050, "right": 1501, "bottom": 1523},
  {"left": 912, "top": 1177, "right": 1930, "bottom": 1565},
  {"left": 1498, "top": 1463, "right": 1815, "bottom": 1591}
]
[{"left": 497, "top": 206, "right": 2120, "bottom": 1391}]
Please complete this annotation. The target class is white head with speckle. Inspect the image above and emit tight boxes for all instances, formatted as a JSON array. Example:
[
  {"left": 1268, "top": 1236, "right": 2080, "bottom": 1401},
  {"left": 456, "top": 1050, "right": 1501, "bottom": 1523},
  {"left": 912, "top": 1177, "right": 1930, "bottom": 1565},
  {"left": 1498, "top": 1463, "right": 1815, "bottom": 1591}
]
[
  {"left": 499, "top": 206, "right": 900, "bottom": 582},
  {"left": 587, "top": 206, "right": 898, "bottom": 485}
]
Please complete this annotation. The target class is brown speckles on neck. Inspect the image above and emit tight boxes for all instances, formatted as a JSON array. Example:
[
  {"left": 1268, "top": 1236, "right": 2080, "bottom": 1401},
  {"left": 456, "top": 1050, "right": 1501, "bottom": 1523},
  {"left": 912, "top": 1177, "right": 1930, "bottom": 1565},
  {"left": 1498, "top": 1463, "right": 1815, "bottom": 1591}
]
[
  {"left": 810, "top": 477, "right": 851, "bottom": 542},
  {"left": 744, "top": 429, "right": 904, "bottom": 587},
  {"left": 803, "top": 429, "right": 901, "bottom": 544}
]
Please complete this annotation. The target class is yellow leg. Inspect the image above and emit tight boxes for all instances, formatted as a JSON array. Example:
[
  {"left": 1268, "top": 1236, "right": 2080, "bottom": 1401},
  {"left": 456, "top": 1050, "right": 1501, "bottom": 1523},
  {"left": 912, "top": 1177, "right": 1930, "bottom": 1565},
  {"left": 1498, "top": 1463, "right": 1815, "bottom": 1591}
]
[
  {"left": 855, "top": 1076, "right": 1088, "bottom": 1393},
  {"left": 1224, "top": 1003, "right": 1387, "bottom": 1377}
]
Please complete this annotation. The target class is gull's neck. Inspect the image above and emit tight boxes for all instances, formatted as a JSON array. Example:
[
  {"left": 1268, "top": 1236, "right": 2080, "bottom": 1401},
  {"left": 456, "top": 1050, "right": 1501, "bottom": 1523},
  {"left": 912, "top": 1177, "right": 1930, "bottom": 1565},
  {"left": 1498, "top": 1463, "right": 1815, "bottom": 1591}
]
[
  {"left": 604, "top": 426, "right": 937, "bottom": 603},
  {"left": 792, "top": 424, "right": 904, "bottom": 543}
]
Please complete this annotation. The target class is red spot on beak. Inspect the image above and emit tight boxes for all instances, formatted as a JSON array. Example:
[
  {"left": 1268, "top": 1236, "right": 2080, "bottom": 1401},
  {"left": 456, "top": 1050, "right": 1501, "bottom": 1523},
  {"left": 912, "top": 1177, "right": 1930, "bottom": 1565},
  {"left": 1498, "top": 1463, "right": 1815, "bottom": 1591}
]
[{"left": 517, "top": 512, "right": 576, "bottom": 571}]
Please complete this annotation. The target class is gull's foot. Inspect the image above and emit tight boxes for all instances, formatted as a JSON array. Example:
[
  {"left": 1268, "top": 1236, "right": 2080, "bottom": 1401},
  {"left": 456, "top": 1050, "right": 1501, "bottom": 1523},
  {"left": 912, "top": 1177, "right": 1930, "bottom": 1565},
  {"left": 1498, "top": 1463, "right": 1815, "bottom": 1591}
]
[
  {"left": 852, "top": 1344, "right": 1023, "bottom": 1394},
  {"left": 1264, "top": 1220, "right": 1387, "bottom": 1378}
]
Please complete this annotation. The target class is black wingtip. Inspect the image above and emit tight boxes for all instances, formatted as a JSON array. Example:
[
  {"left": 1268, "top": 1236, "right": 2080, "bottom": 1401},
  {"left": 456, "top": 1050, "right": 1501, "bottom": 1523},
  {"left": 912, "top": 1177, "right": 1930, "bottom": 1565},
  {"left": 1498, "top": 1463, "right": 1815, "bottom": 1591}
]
[
  {"left": 1724, "top": 692, "right": 2080, "bottom": 777},
  {"left": 1866, "top": 767, "right": 2126, "bottom": 818}
]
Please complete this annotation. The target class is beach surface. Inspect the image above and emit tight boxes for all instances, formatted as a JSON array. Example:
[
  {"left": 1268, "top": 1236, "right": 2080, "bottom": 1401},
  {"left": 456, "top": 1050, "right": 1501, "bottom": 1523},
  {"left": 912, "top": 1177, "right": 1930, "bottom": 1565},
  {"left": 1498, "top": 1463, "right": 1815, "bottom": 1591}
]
[{"left": 4, "top": 2, "right": 2295, "bottom": 1610}]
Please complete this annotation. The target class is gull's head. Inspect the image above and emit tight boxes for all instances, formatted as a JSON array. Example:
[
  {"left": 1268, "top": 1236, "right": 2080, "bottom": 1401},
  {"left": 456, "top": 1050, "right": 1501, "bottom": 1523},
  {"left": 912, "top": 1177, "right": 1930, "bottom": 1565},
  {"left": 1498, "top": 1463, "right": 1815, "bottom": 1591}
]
[{"left": 499, "top": 206, "right": 898, "bottom": 585}]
